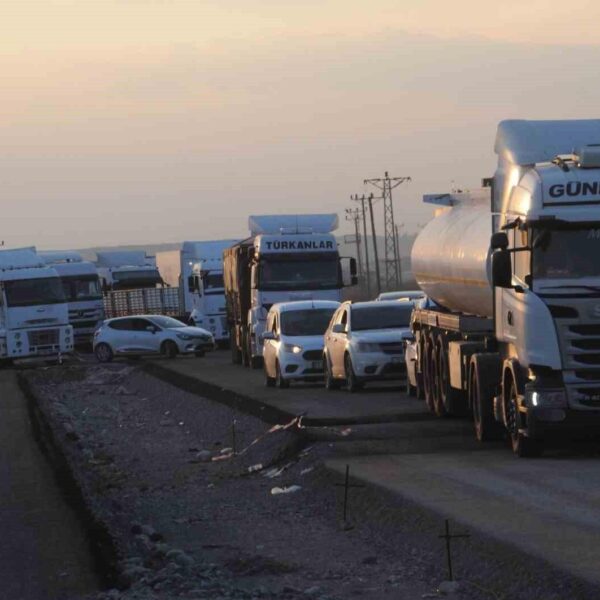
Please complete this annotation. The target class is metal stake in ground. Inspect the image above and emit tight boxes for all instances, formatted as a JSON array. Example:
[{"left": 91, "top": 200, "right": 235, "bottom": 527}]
[
  {"left": 438, "top": 519, "right": 470, "bottom": 581},
  {"left": 334, "top": 464, "right": 365, "bottom": 527}
]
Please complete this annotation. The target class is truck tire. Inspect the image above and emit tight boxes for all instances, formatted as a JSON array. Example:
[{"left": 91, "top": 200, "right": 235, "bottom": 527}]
[
  {"left": 469, "top": 354, "right": 503, "bottom": 442},
  {"left": 506, "top": 379, "right": 543, "bottom": 458},
  {"left": 251, "top": 355, "right": 263, "bottom": 369},
  {"left": 423, "top": 335, "right": 435, "bottom": 414},
  {"left": 437, "top": 336, "right": 467, "bottom": 416},
  {"left": 432, "top": 340, "right": 447, "bottom": 417},
  {"left": 231, "top": 335, "right": 242, "bottom": 364},
  {"left": 241, "top": 328, "right": 250, "bottom": 367}
]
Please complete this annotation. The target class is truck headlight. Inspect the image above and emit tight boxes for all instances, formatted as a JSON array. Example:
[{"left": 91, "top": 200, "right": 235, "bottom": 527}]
[
  {"left": 526, "top": 389, "right": 567, "bottom": 408},
  {"left": 283, "top": 344, "right": 302, "bottom": 354}
]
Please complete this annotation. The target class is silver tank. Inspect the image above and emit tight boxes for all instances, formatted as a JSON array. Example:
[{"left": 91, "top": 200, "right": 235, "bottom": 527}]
[{"left": 411, "top": 198, "right": 493, "bottom": 317}]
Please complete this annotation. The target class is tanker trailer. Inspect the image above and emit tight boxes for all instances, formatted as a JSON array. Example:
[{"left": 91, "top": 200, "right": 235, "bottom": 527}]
[{"left": 410, "top": 118, "right": 600, "bottom": 457}]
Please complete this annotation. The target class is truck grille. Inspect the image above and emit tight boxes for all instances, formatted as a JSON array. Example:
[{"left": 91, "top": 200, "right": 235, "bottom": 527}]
[{"left": 28, "top": 329, "right": 59, "bottom": 347}]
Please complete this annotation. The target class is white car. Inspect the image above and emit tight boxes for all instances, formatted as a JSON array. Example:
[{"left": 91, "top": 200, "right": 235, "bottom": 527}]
[
  {"left": 375, "top": 290, "right": 424, "bottom": 302},
  {"left": 323, "top": 300, "right": 413, "bottom": 391},
  {"left": 93, "top": 315, "right": 215, "bottom": 362},
  {"left": 261, "top": 300, "right": 340, "bottom": 388}
]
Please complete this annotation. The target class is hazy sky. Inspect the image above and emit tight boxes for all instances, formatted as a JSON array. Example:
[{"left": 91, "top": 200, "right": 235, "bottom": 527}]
[{"left": 3, "top": 0, "right": 600, "bottom": 249}]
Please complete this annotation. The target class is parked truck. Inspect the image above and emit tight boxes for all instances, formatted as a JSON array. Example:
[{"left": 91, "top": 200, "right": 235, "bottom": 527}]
[
  {"left": 39, "top": 251, "right": 104, "bottom": 343},
  {"left": 0, "top": 247, "right": 73, "bottom": 360},
  {"left": 156, "top": 240, "right": 238, "bottom": 342},
  {"left": 410, "top": 119, "right": 600, "bottom": 456},
  {"left": 224, "top": 214, "right": 357, "bottom": 368}
]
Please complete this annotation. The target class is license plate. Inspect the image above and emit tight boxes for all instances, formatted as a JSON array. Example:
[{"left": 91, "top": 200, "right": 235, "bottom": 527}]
[
  {"left": 391, "top": 356, "right": 403, "bottom": 363},
  {"left": 311, "top": 361, "right": 322, "bottom": 369}
]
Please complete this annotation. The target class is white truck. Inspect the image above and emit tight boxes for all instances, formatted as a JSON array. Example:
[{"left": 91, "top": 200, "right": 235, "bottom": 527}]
[
  {"left": 224, "top": 214, "right": 357, "bottom": 368},
  {"left": 39, "top": 251, "right": 104, "bottom": 343},
  {"left": 96, "top": 250, "right": 162, "bottom": 291},
  {"left": 0, "top": 248, "right": 73, "bottom": 360},
  {"left": 156, "top": 240, "right": 238, "bottom": 342},
  {"left": 410, "top": 119, "right": 600, "bottom": 456}
]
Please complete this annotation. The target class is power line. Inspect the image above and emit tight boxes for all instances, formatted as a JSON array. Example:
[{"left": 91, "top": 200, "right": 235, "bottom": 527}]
[{"left": 350, "top": 194, "right": 371, "bottom": 298}]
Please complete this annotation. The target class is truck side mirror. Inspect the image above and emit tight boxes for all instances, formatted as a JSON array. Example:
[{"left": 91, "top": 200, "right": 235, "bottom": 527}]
[
  {"left": 490, "top": 232, "right": 509, "bottom": 250},
  {"left": 188, "top": 275, "right": 195, "bottom": 293},
  {"left": 491, "top": 250, "right": 512, "bottom": 288}
]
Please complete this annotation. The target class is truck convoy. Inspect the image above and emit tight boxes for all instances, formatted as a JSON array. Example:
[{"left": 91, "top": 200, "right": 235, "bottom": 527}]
[
  {"left": 0, "top": 247, "right": 73, "bottom": 360},
  {"left": 157, "top": 240, "right": 238, "bottom": 343},
  {"left": 224, "top": 214, "right": 357, "bottom": 368},
  {"left": 39, "top": 251, "right": 104, "bottom": 343},
  {"left": 411, "top": 119, "right": 600, "bottom": 456}
]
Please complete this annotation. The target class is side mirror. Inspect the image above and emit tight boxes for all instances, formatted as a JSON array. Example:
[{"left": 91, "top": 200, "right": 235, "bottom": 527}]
[
  {"left": 491, "top": 249, "right": 512, "bottom": 288},
  {"left": 261, "top": 331, "right": 277, "bottom": 342},
  {"left": 490, "top": 232, "right": 509, "bottom": 250},
  {"left": 188, "top": 275, "right": 195, "bottom": 293},
  {"left": 332, "top": 323, "right": 346, "bottom": 334}
]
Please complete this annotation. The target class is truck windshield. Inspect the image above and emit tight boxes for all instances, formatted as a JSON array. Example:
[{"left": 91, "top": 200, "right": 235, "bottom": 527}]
[
  {"left": 533, "top": 226, "right": 600, "bottom": 279},
  {"left": 259, "top": 258, "right": 339, "bottom": 291},
  {"left": 280, "top": 308, "right": 337, "bottom": 336},
  {"left": 112, "top": 269, "right": 162, "bottom": 289},
  {"left": 5, "top": 277, "right": 66, "bottom": 307},
  {"left": 352, "top": 304, "right": 413, "bottom": 331},
  {"left": 204, "top": 273, "right": 224, "bottom": 290},
  {"left": 61, "top": 275, "right": 102, "bottom": 301}
]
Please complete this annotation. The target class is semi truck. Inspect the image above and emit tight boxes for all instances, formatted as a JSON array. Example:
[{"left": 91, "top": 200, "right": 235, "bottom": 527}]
[
  {"left": 0, "top": 247, "right": 73, "bottom": 360},
  {"left": 410, "top": 118, "right": 600, "bottom": 456},
  {"left": 224, "top": 214, "right": 357, "bottom": 368},
  {"left": 39, "top": 251, "right": 104, "bottom": 343},
  {"left": 156, "top": 240, "right": 238, "bottom": 342}
]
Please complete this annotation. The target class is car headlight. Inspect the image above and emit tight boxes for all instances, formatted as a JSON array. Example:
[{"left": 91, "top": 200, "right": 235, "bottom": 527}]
[
  {"left": 283, "top": 343, "right": 303, "bottom": 354},
  {"left": 526, "top": 388, "right": 567, "bottom": 408},
  {"left": 355, "top": 342, "right": 381, "bottom": 353},
  {"left": 176, "top": 333, "right": 193, "bottom": 341}
]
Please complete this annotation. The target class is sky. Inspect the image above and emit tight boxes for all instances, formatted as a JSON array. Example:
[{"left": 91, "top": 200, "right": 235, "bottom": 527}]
[{"left": 3, "top": 0, "right": 600, "bottom": 249}]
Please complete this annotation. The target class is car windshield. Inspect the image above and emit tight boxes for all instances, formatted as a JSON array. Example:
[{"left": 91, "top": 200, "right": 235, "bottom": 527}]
[
  {"left": 149, "top": 316, "right": 186, "bottom": 329},
  {"left": 533, "top": 226, "right": 600, "bottom": 279},
  {"left": 259, "top": 258, "right": 339, "bottom": 291},
  {"left": 5, "top": 277, "right": 66, "bottom": 307},
  {"left": 61, "top": 275, "right": 102, "bottom": 301},
  {"left": 351, "top": 305, "right": 413, "bottom": 331},
  {"left": 280, "top": 308, "right": 337, "bottom": 336}
]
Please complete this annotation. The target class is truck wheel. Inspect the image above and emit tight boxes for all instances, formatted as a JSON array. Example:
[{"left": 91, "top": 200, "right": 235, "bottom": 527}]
[
  {"left": 416, "top": 372, "right": 425, "bottom": 400},
  {"left": 94, "top": 343, "right": 113, "bottom": 363},
  {"left": 423, "top": 335, "right": 435, "bottom": 413},
  {"left": 275, "top": 361, "right": 289, "bottom": 389},
  {"left": 432, "top": 340, "right": 447, "bottom": 417},
  {"left": 506, "top": 379, "right": 543, "bottom": 458},
  {"left": 161, "top": 340, "right": 178, "bottom": 359},
  {"left": 241, "top": 329, "right": 250, "bottom": 367},
  {"left": 324, "top": 355, "right": 341, "bottom": 390},
  {"left": 470, "top": 354, "right": 503, "bottom": 442},
  {"left": 437, "top": 337, "right": 467, "bottom": 416},
  {"left": 345, "top": 354, "right": 363, "bottom": 393},
  {"left": 251, "top": 355, "right": 263, "bottom": 369},
  {"left": 231, "top": 331, "right": 242, "bottom": 364}
]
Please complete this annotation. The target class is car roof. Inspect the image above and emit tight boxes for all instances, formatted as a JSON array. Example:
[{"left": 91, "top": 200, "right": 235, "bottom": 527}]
[{"left": 271, "top": 300, "right": 341, "bottom": 313}]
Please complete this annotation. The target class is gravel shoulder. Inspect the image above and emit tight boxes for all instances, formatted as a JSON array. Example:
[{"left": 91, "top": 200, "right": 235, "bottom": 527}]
[{"left": 20, "top": 362, "right": 600, "bottom": 600}]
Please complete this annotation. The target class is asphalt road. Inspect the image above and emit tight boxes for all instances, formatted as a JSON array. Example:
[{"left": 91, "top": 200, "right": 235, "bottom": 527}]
[{"left": 0, "top": 370, "right": 100, "bottom": 599}]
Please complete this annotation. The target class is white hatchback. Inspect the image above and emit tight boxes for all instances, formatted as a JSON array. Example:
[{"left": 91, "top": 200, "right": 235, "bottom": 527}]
[
  {"left": 323, "top": 301, "right": 413, "bottom": 391},
  {"left": 261, "top": 300, "right": 340, "bottom": 388},
  {"left": 93, "top": 315, "right": 215, "bottom": 362}
]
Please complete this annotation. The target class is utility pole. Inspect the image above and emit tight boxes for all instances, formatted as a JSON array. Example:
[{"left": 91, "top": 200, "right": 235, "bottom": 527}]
[
  {"left": 366, "top": 193, "right": 381, "bottom": 296},
  {"left": 345, "top": 208, "right": 363, "bottom": 284},
  {"left": 394, "top": 223, "right": 404, "bottom": 287},
  {"left": 364, "top": 172, "right": 411, "bottom": 291},
  {"left": 351, "top": 194, "right": 371, "bottom": 298}
]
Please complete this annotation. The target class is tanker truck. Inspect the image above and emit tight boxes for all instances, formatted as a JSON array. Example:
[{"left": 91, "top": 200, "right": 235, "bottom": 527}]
[{"left": 411, "top": 119, "right": 600, "bottom": 457}]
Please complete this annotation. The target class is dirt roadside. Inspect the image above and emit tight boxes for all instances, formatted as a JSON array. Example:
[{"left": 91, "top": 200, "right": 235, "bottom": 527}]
[{"left": 19, "top": 363, "right": 600, "bottom": 600}]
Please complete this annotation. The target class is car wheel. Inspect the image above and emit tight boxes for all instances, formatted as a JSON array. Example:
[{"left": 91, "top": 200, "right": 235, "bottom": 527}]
[
  {"left": 345, "top": 354, "right": 363, "bottom": 393},
  {"left": 161, "top": 340, "right": 178, "bottom": 359},
  {"left": 264, "top": 363, "right": 276, "bottom": 387},
  {"left": 94, "top": 343, "right": 113, "bottom": 363},
  {"left": 324, "top": 355, "right": 341, "bottom": 390},
  {"left": 275, "top": 361, "right": 289, "bottom": 389}
]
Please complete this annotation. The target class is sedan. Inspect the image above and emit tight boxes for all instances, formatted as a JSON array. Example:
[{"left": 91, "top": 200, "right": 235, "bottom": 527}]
[
  {"left": 323, "top": 301, "right": 413, "bottom": 391},
  {"left": 93, "top": 315, "right": 215, "bottom": 362},
  {"left": 261, "top": 300, "right": 340, "bottom": 388}
]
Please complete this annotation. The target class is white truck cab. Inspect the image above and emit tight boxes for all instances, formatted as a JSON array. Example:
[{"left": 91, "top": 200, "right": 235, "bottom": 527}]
[
  {"left": 0, "top": 248, "right": 73, "bottom": 360},
  {"left": 96, "top": 250, "right": 161, "bottom": 291},
  {"left": 39, "top": 251, "right": 104, "bottom": 343}
]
